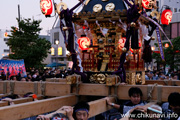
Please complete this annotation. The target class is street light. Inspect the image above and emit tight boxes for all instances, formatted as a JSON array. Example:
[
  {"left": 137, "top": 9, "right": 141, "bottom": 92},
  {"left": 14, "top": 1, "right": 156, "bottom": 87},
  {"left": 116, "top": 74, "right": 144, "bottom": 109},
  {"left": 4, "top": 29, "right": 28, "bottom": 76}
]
[
  {"left": 55, "top": 40, "right": 59, "bottom": 45},
  {"left": 55, "top": 40, "right": 59, "bottom": 68}
]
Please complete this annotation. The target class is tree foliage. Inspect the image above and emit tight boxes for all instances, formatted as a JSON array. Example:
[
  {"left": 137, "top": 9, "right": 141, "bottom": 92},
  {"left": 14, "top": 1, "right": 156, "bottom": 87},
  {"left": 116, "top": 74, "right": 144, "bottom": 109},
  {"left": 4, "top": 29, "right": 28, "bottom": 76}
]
[
  {"left": 6, "top": 18, "right": 51, "bottom": 70},
  {"left": 152, "top": 36, "right": 180, "bottom": 70}
]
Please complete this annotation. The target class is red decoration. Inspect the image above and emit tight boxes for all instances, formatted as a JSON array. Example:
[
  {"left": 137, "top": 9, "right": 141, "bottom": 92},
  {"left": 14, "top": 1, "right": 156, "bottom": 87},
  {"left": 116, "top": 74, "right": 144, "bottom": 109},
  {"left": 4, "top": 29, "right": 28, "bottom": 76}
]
[
  {"left": 4, "top": 32, "right": 8, "bottom": 37},
  {"left": 130, "top": 42, "right": 141, "bottom": 53},
  {"left": 78, "top": 37, "right": 91, "bottom": 50},
  {"left": 40, "top": 0, "right": 53, "bottom": 16},
  {"left": 154, "top": 51, "right": 160, "bottom": 54},
  {"left": 142, "top": 0, "right": 156, "bottom": 9},
  {"left": 82, "top": 26, "right": 87, "bottom": 29},
  {"left": 118, "top": 37, "right": 126, "bottom": 49},
  {"left": 161, "top": 9, "right": 172, "bottom": 25}
]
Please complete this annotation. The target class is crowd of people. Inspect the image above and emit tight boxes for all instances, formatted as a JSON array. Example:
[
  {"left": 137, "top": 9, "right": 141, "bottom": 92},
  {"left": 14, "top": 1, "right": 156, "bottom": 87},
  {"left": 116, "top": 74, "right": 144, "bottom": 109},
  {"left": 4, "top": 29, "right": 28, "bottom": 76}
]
[
  {"left": 1, "top": 67, "right": 180, "bottom": 82},
  {"left": 0, "top": 67, "right": 72, "bottom": 82},
  {"left": 145, "top": 69, "right": 180, "bottom": 80}
]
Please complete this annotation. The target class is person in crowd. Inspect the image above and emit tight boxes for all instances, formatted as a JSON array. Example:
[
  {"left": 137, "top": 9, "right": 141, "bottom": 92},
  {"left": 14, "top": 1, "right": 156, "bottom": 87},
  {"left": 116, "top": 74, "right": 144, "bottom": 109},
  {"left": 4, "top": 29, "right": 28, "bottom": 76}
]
[
  {"left": 20, "top": 77, "right": 26, "bottom": 82},
  {"left": 23, "top": 92, "right": 38, "bottom": 101},
  {"left": 162, "top": 92, "right": 180, "bottom": 120},
  {"left": 165, "top": 74, "right": 170, "bottom": 80},
  {"left": 55, "top": 69, "right": 62, "bottom": 78},
  {"left": 106, "top": 87, "right": 146, "bottom": 115},
  {"left": 42, "top": 69, "right": 52, "bottom": 81},
  {"left": 127, "top": 104, "right": 162, "bottom": 120},
  {"left": 147, "top": 104, "right": 162, "bottom": 120},
  {"left": 26, "top": 74, "right": 32, "bottom": 82},
  {"left": 177, "top": 70, "right": 180, "bottom": 80},
  {"left": 152, "top": 71, "right": 159, "bottom": 80},
  {"left": 32, "top": 71, "right": 42, "bottom": 81},
  {"left": 10, "top": 76, "right": 17, "bottom": 81},
  {"left": 0, "top": 94, "right": 19, "bottom": 105},
  {"left": 148, "top": 71, "right": 153, "bottom": 80},
  {"left": 36, "top": 101, "right": 89, "bottom": 120},
  {"left": 145, "top": 71, "right": 150, "bottom": 80},
  {"left": 159, "top": 72, "right": 166, "bottom": 80}
]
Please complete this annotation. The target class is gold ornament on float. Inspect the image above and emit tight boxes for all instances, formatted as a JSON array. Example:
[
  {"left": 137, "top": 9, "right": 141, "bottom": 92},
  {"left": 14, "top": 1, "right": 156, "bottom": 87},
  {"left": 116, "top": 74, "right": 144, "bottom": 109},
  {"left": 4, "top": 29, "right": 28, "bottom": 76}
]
[
  {"left": 105, "top": 3, "right": 115, "bottom": 11},
  {"left": 93, "top": 4, "right": 103, "bottom": 12}
]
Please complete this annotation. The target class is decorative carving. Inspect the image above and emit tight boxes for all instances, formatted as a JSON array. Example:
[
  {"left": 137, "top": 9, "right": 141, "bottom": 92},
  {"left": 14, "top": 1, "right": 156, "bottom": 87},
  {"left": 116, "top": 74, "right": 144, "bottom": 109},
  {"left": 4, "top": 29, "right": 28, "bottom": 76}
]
[
  {"left": 106, "top": 75, "right": 120, "bottom": 86},
  {"left": 66, "top": 74, "right": 81, "bottom": 84}
]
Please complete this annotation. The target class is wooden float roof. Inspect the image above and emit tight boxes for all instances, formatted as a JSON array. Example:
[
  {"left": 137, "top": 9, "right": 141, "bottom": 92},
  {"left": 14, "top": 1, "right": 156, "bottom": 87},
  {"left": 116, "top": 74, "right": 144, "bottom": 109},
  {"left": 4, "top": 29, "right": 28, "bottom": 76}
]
[
  {"left": 73, "top": 0, "right": 127, "bottom": 22},
  {"left": 81, "top": 0, "right": 126, "bottom": 13}
]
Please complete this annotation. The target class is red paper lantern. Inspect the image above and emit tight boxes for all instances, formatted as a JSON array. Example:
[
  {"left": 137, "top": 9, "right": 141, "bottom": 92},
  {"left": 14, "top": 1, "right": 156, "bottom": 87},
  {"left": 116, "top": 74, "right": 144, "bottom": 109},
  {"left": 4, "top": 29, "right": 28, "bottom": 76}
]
[
  {"left": 161, "top": 9, "right": 172, "bottom": 25},
  {"left": 142, "top": 0, "right": 156, "bottom": 9},
  {"left": 40, "top": 0, "right": 53, "bottom": 16},
  {"left": 78, "top": 37, "right": 91, "bottom": 50},
  {"left": 165, "top": 43, "right": 169, "bottom": 48},
  {"left": 4, "top": 32, "right": 8, "bottom": 37},
  {"left": 118, "top": 37, "right": 126, "bottom": 49}
]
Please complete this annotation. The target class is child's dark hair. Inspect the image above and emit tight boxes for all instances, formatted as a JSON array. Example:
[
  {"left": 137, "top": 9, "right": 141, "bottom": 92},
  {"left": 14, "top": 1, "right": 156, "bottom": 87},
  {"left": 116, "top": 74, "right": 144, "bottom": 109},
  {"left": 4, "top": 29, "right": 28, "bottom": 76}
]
[
  {"left": 128, "top": 87, "right": 143, "bottom": 97},
  {"left": 168, "top": 92, "right": 180, "bottom": 107},
  {"left": 5, "top": 94, "right": 19, "bottom": 99},
  {"left": 23, "top": 92, "right": 33, "bottom": 97}
]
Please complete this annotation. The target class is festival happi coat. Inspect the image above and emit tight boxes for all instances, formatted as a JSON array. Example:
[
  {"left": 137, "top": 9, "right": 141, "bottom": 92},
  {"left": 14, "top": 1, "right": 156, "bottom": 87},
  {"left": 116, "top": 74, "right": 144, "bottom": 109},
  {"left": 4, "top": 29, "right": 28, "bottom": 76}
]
[{"left": 40, "top": 0, "right": 173, "bottom": 85}]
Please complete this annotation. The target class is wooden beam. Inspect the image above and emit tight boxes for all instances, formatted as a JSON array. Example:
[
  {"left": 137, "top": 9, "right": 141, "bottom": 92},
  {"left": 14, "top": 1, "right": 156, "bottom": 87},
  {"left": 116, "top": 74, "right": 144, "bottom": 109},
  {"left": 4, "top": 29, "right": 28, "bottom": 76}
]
[
  {"left": 13, "top": 95, "right": 43, "bottom": 104},
  {"left": 36, "top": 97, "right": 115, "bottom": 118},
  {"left": 0, "top": 95, "right": 76, "bottom": 120},
  {"left": 0, "top": 94, "right": 7, "bottom": 98},
  {"left": 88, "top": 97, "right": 115, "bottom": 118},
  {"left": 6, "top": 81, "right": 36, "bottom": 95},
  {"left": 46, "top": 78, "right": 66, "bottom": 82},
  {"left": 78, "top": 84, "right": 109, "bottom": 96},
  {"left": 1, "top": 82, "right": 180, "bottom": 102},
  {"left": 161, "top": 86, "right": 180, "bottom": 101},
  {"left": 44, "top": 83, "right": 71, "bottom": 96},
  {"left": 0, "top": 82, "right": 3, "bottom": 94},
  {"left": 0, "top": 101, "right": 8, "bottom": 107}
]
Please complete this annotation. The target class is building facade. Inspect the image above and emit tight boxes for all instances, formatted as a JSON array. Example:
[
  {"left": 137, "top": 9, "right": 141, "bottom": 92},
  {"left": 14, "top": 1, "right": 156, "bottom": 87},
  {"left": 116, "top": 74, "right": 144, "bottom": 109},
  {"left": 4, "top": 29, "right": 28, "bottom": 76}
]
[
  {"left": 39, "top": 35, "right": 51, "bottom": 65},
  {"left": 0, "top": 30, "right": 11, "bottom": 59},
  {"left": 50, "top": 20, "right": 69, "bottom": 66}
]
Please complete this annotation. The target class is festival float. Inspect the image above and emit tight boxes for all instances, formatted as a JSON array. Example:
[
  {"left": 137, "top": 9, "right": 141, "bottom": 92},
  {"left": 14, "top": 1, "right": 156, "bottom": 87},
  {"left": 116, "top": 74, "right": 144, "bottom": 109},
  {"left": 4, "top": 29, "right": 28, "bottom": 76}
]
[
  {"left": 40, "top": 0, "right": 173, "bottom": 85},
  {"left": 0, "top": 1, "right": 176, "bottom": 119}
]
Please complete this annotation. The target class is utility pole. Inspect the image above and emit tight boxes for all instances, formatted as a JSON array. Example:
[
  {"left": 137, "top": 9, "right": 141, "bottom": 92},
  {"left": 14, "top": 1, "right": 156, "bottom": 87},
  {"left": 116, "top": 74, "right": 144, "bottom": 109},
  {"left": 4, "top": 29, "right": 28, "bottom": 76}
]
[{"left": 18, "top": 4, "right": 21, "bottom": 23}]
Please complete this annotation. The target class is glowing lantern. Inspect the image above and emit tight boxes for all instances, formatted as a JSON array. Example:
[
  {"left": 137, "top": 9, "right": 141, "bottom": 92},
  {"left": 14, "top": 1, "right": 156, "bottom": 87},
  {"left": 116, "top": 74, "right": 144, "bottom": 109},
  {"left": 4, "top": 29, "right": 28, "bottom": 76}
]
[
  {"left": 165, "top": 43, "right": 169, "bottom": 48},
  {"left": 161, "top": 9, "right": 172, "bottom": 25},
  {"left": 51, "top": 47, "right": 55, "bottom": 55},
  {"left": 4, "top": 32, "right": 8, "bottom": 37},
  {"left": 77, "top": 37, "right": 91, "bottom": 50},
  {"left": 142, "top": 0, "right": 156, "bottom": 9},
  {"left": 151, "top": 46, "right": 155, "bottom": 51},
  {"left": 118, "top": 37, "right": 126, "bottom": 50},
  {"left": 58, "top": 47, "right": 62, "bottom": 55},
  {"left": 40, "top": 0, "right": 53, "bottom": 16}
]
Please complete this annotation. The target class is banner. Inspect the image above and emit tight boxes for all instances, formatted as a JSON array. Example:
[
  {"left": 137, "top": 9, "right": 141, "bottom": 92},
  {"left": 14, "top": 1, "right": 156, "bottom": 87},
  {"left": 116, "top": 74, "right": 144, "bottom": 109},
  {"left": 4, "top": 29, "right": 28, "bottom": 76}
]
[
  {"left": 156, "top": 27, "right": 165, "bottom": 61},
  {"left": 0, "top": 59, "right": 27, "bottom": 78}
]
